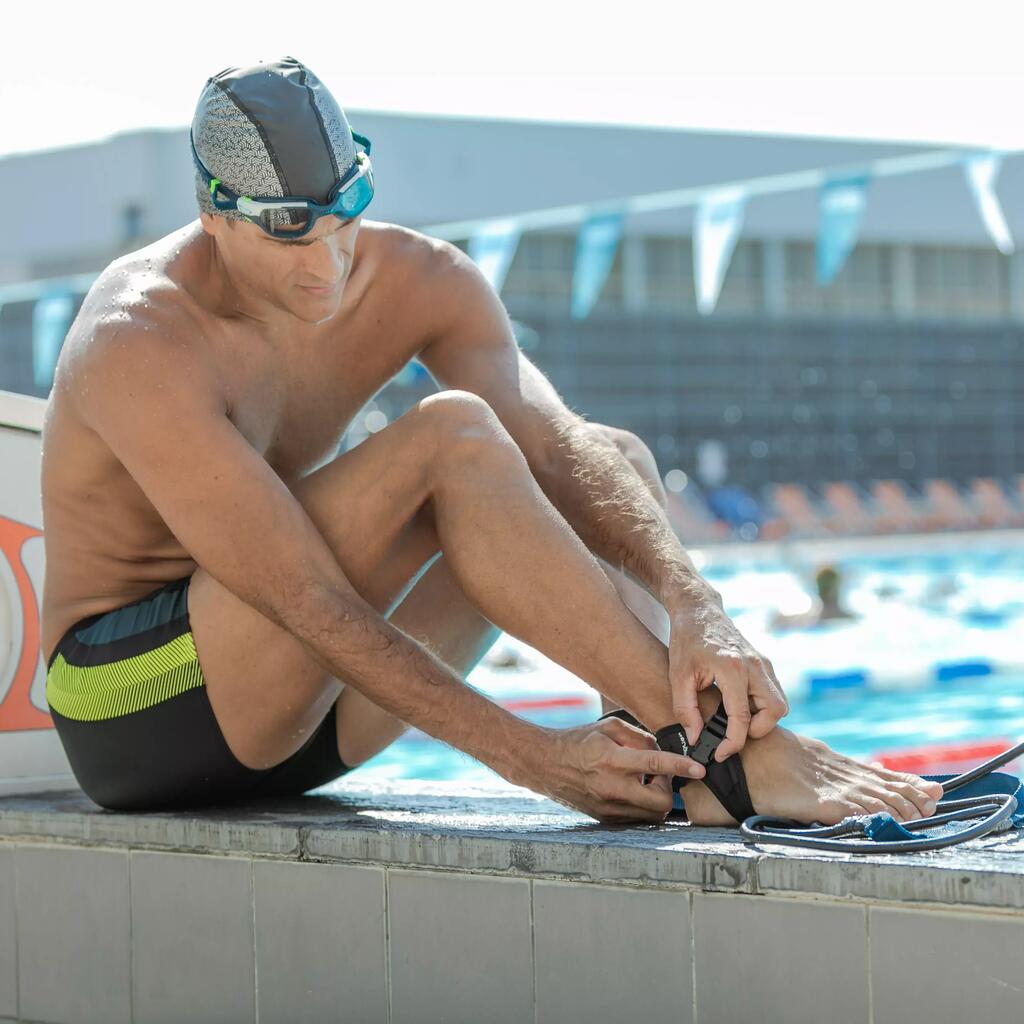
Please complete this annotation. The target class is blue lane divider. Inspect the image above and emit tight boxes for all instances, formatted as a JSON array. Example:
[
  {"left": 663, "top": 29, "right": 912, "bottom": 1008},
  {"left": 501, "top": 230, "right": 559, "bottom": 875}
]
[
  {"left": 960, "top": 609, "right": 1007, "bottom": 627},
  {"left": 935, "top": 660, "right": 994, "bottom": 683},
  {"left": 807, "top": 670, "right": 869, "bottom": 698}
]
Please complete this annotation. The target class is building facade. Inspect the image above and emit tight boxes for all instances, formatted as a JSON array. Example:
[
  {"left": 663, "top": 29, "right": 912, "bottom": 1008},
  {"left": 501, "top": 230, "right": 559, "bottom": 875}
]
[{"left": 2, "top": 114, "right": 1022, "bottom": 498}]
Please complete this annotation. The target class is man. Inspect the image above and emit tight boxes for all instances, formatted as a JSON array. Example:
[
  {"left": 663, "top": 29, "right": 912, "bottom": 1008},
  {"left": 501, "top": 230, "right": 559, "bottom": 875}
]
[{"left": 40, "top": 57, "right": 942, "bottom": 826}]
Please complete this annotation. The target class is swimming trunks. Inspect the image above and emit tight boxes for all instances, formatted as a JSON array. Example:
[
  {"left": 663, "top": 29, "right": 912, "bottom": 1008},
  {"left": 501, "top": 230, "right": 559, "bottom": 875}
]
[{"left": 45, "top": 575, "right": 353, "bottom": 811}]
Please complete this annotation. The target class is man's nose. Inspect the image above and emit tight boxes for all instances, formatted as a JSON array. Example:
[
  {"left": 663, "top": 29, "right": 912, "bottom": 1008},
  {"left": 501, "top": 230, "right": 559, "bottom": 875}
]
[{"left": 303, "top": 239, "right": 345, "bottom": 282}]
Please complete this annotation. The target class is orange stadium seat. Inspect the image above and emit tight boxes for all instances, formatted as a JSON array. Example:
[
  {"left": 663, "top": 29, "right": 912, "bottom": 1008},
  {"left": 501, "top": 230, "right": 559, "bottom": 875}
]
[
  {"left": 821, "top": 481, "right": 881, "bottom": 536},
  {"left": 921, "top": 478, "right": 980, "bottom": 531},
  {"left": 761, "top": 483, "right": 836, "bottom": 539},
  {"left": 870, "top": 479, "right": 932, "bottom": 534},
  {"left": 971, "top": 477, "right": 1024, "bottom": 529}
]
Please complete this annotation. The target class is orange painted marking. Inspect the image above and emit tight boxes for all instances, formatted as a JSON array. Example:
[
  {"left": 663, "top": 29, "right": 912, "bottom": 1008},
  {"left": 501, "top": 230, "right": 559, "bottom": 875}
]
[{"left": 0, "top": 515, "right": 52, "bottom": 732}]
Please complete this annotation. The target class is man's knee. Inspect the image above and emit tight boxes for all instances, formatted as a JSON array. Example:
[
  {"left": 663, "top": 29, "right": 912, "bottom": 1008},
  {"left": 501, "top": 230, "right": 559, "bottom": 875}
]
[
  {"left": 592, "top": 424, "right": 667, "bottom": 507},
  {"left": 419, "top": 390, "right": 500, "bottom": 437},
  {"left": 419, "top": 390, "right": 525, "bottom": 471}
]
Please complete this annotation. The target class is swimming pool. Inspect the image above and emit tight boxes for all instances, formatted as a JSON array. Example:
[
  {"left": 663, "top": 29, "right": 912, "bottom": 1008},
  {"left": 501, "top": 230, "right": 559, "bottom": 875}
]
[{"left": 341, "top": 537, "right": 1024, "bottom": 785}]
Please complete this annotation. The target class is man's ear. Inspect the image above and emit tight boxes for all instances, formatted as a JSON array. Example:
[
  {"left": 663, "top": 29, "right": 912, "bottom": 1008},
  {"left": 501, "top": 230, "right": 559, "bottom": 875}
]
[{"left": 199, "top": 212, "right": 235, "bottom": 237}]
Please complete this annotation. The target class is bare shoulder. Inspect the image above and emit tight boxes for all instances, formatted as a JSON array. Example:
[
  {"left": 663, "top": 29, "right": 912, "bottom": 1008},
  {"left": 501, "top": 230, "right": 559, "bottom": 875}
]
[
  {"left": 56, "top": 252, "right": 218, "bottom": 418},
  {"left": 364, "top": 220, "right": 494, "bottom": 334},
  {"left": 360, "top": 219, "right": 466, "bottom": 285}
]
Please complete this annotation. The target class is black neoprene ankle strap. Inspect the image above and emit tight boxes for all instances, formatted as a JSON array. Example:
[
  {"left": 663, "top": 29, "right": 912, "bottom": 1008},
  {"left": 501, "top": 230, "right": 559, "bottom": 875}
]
[
  {"left": 597, "top": 708, "right": 646, "bottom": 730},
  {"left": 599, "top": 708, "right": 688, "bottom": 795},
  {"left": 654, "top": 699, "right": 756, "bottom": 824}
]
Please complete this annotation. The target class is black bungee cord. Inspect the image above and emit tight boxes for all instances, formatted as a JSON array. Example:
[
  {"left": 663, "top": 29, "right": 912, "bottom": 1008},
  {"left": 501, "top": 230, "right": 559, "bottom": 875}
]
[{"left": 739, "top": 738, "right": 1024, "bottom": 854}]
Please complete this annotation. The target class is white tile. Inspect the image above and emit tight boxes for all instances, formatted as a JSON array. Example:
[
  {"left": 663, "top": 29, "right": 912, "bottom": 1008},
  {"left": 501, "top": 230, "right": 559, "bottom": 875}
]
[
  {"left": 254, "top": 860, "right": 387, "bottom": 1024},
  {"left": 871, "top": 906, "right": 1024, "bottom": 1022},
  {"left": 694, "top": 893, "right": 868, "bottom": 1024},
  {"left": 534, "top": 881, "right": 692, "bottom": 1024},
  {"left": 131, "top": 851, "right": 254, "bottom": 1024},
  {"left": 15, "top": 844, "right": 131, "bottom": 1024},
  {"left": 388, "top": 870, "right": 533, "bottom": 1024},
  {"left": 0, "top": 846, "right": 15, "bottom": 1019}
]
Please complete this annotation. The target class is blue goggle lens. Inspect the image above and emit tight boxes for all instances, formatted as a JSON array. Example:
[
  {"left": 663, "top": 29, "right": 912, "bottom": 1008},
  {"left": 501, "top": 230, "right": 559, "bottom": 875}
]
[{"left": 329, "top": 169, "right": 374, "bottom": 219}]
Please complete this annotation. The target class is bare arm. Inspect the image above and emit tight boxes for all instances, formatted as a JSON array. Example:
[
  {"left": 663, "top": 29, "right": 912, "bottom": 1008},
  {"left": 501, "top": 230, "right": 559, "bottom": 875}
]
[
  {"left": 417, "top": 242, "right": 708, "bottom": 603},
  {"left": 417, "top": 243, "right": 788, "bottom": 753}
]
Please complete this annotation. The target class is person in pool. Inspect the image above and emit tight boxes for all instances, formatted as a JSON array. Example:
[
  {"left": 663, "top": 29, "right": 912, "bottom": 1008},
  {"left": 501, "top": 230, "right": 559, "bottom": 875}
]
[
  {"left": 38, "top": 57, "right": 942, "bottom": 827},
  {"left": 770, "top": 564, "right": 858, "bottom": 631}
]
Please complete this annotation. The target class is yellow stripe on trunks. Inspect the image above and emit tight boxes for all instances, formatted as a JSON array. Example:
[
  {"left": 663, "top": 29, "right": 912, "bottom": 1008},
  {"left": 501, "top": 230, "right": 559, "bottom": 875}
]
[{"left": 46, "top": 632, "right": 204, "bottom": 721}]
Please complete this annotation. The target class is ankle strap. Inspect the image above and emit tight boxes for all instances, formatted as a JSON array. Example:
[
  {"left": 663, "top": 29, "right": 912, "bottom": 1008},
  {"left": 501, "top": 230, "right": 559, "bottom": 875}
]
[{"left": 654, "top": 697, "right": 756, "bottom": 823}]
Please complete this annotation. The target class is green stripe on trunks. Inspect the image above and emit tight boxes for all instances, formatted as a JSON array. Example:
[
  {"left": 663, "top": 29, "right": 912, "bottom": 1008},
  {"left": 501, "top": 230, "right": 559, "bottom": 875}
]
[{"left": 45, "top": 632, "right": 204, "bottom": 721}]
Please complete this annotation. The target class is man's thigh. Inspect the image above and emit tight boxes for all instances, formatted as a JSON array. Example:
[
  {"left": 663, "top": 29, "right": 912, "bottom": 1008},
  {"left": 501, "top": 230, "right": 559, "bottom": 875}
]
[{"left": 188, "top": 409, "right": 446, "bottom": 770}]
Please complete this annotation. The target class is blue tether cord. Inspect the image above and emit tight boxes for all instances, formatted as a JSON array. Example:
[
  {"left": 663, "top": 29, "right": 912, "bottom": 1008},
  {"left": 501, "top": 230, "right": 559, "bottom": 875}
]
[{"left": 740, "top": 740, "right": 1024, "bottom": 854}]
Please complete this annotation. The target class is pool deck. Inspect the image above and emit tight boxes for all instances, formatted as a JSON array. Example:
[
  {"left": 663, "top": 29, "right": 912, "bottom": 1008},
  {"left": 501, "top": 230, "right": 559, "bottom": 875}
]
[{"left": 1, "top": 780, "right": 1023, "bottom": 1023}]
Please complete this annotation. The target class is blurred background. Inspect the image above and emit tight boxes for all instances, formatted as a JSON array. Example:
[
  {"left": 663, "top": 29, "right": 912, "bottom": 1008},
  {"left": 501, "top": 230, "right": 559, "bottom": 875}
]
[{"left": 3, "top": 0, "right": 1024, "bottom": 785}]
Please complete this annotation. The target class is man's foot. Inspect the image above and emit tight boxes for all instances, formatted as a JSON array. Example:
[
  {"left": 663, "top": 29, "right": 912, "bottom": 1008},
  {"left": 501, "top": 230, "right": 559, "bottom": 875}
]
[{"left": 681, "top": 725, "right": 946, "bottom": 827}]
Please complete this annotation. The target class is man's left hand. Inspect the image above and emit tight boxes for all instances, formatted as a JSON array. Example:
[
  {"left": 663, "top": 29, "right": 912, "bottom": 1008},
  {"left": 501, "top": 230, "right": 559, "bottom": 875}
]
[{"left": 664, "top": 582, "right": 788, "bottom": 761}]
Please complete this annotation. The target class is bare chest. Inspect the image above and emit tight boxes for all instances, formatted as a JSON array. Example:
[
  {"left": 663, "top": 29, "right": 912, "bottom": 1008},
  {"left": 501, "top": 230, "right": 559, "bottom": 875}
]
[{"left": 221, "top": 312, "right": 423, "bottom": 480}]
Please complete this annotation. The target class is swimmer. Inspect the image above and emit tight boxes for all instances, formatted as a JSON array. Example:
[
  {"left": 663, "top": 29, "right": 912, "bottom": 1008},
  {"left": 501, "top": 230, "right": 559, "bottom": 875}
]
[
  {"left": 770, "top": 564, "right": 858, "bottom": 631},
  {"left": 39, "top": 57, "right": 942, "bottom": 827}
]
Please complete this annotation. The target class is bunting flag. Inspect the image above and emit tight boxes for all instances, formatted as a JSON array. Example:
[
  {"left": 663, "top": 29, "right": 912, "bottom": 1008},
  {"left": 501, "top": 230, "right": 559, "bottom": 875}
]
[
  {"left": 31, "top": 289, "right": 75, "bottom": 391},
  {"left": 467, "top": 218, "right": 522, "bottom": 294},
  {"left": 816, "top": 174, "right": 870, "bottom": 285},
  {"left": 964, "top": 153, "right": 1015, "bottom": 255},
  {"left": 571, "top": 210, "right": 624, "bottom": 320},
  {"left": 694, "top": 188, "right": 747, "bottom": 315}
]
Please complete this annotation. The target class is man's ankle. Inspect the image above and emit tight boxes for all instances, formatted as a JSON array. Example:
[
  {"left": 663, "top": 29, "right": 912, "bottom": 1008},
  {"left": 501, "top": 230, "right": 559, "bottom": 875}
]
[{"left": 599, "top": 686, "right": 722, "bottom": 737}]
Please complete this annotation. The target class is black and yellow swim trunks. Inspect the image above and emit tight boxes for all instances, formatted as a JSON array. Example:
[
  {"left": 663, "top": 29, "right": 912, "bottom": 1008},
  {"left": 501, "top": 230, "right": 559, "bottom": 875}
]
[{"left": 46, "top": 576, "right": 352, "bottom": 811}]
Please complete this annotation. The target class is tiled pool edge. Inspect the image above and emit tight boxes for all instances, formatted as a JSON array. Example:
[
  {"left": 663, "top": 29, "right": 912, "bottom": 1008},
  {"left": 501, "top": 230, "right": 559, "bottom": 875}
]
[
  {"left": 2, "top": 786, "right": 1024, "bottom": 909},
  {"left": 2, "top": 786, "right": 1024, "bottom": 1023}
]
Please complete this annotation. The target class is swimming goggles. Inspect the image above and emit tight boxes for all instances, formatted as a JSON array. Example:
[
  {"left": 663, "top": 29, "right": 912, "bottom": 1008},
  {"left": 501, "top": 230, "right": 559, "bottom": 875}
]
[{"left": 189, "top": 129, "right": 375, "bottom": 239}]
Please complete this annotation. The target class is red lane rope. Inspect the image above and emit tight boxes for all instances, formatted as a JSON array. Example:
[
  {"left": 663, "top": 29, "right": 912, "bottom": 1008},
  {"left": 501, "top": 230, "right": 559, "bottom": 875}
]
[
  {"left": 874, "top": 738, "right": 1014, "bottom": 772},
  {"left": 499, "top": 695, "right": 595, "bottom": 711}
]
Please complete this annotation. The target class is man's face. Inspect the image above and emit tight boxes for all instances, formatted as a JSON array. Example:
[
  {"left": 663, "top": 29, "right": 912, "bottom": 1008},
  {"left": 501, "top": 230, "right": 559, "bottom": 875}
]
[{"left": 200, "top": 210, "right": 362, "bottom": 325}]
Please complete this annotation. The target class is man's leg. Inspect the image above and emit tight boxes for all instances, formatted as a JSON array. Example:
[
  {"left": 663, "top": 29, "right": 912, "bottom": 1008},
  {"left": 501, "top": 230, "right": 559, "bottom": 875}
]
[
  {"left": 189, "top": 396, "right": 941, "bottom": 825},
  {"left": 188, "top": 392, "right": 683, "bottom": 772},
  {"left": 332, "top": 424, "right": 723, "bottom": 773},
  {"left": 333, "top": 421, "right": 665, "bottom": 768},
  {"left": 333, "top": 552, "right": 500, "bottom": 766}
]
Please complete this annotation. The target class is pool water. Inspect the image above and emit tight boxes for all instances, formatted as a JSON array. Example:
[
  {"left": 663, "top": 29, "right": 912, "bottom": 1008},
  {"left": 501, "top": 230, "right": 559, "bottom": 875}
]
[
  {"left": 343, "top": 540, "right": 1024, "bottom": 785},
  {"left": 352, "top": 672, "right": 1024, "bottom": 784}
]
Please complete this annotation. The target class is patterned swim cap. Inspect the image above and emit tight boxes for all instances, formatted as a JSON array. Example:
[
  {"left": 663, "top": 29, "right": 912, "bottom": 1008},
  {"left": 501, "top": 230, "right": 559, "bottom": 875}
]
[{"left": 191, "top": 56, "right": 358, "bottom": 230}]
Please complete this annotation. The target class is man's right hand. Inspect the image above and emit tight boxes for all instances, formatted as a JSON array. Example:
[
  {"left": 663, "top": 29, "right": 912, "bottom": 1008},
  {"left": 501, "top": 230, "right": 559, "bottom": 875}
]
[{"left": 527, "top": 717, "right": 707, "bottom": 824}]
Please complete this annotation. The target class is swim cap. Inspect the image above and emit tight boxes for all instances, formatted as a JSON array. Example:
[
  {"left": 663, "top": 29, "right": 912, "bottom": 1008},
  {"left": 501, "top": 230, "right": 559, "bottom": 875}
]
[{"left": 191, "top": 56, "right": 359, "bottom": 230}]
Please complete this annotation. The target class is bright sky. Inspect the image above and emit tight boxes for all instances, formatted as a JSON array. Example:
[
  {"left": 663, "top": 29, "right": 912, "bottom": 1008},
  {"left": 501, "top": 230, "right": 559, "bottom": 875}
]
[{"left": 3, "top": 0, "right": 1022, "bottom": 160}]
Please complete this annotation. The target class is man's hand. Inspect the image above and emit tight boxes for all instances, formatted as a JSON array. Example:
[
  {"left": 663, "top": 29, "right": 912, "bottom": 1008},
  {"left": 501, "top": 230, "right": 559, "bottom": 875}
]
[
  {"left": 527, "top": 718, "right": 706, "bottom": 824},
  {"left": 665, "top": 582, "right": 788, "bottom": 762}
]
